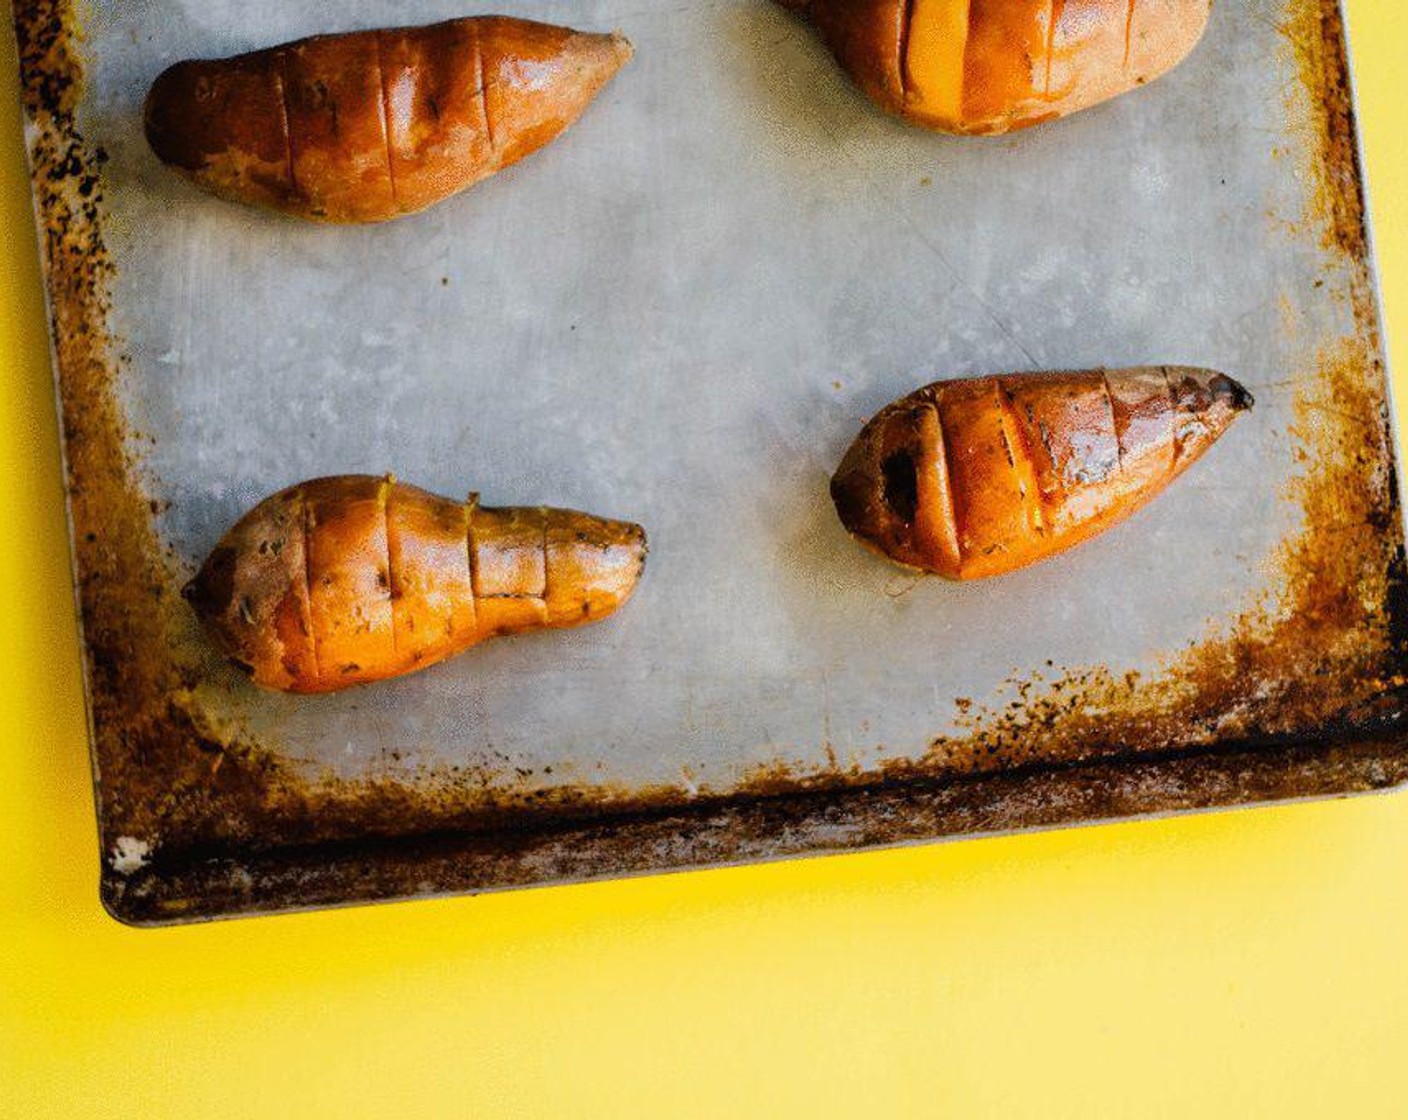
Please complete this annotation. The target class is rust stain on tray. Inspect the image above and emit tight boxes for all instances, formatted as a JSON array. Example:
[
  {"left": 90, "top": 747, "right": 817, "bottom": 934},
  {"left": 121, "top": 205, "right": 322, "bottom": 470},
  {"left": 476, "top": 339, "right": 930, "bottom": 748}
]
[
  {"left": 14, "top": 0, "right": 263, "bottom": 851},
  {"left": 900, "top": 338, "right": 1404, "bottom": 778},
  {"left": 14, "top": 0, "right": 1408, "bottom": 923}
]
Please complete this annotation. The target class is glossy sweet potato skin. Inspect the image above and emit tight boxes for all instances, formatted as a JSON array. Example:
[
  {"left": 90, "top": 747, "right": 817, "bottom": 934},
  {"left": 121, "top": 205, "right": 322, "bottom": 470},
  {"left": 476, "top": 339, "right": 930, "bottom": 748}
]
[
  {"left": 144, "top": 17, "right": 632, "bottom": 222},
  {"left": 185, "top": 476, "right": 647, "bottom": 692},
  {"left": 786, "top": 0, "right": 1211, "bottom": 134},
  {"left": 831, "top": 367, "right": 1251, "bottom": 579}
]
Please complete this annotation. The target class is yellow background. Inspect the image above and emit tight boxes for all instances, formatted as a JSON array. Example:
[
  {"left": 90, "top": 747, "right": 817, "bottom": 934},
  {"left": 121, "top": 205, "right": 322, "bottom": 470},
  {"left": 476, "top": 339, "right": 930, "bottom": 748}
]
[{"left": 3, "top": 4, "right": 1406, "bottom": 1116}]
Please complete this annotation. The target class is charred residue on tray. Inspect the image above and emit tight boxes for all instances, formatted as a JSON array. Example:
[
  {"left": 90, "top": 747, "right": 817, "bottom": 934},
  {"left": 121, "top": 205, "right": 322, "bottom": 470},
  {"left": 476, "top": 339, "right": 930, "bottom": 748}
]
[
  {"left": 16, "top": 2, "right": 231, "bottom": 851},
  {"left": 1277, "top": 0, "right": 1368, "bottom": 263},
  {"left": 18, "top": 0, "right": 1408, "bottom": 923},
  {"left": 897, "top": 334, "right": 1403, "bottom": 775},
  {"left": 12, "top": 1, "right": 332, "bottom": 911}
]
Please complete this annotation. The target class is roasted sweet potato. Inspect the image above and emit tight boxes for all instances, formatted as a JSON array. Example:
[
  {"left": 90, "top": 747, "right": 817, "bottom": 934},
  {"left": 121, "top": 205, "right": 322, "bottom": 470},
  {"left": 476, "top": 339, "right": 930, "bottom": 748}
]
[
  {"left": 831, "top": 367, "right": 1251, "bottom": 578},
  {"left": 144, "top": 17, "right": 632, "bottom": 222},
  {"left": 185, "top": 475, "right": 647, "bottom": 692},
  {"left": 782, "top": 0, "right": 1211, "bottom": 134}
]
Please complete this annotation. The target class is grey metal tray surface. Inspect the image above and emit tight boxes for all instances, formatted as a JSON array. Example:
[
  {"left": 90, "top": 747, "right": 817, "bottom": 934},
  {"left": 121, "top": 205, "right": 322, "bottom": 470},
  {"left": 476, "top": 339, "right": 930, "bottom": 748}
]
[{"left": 12, "top": 0, "right": 1407, "bottom": 923}]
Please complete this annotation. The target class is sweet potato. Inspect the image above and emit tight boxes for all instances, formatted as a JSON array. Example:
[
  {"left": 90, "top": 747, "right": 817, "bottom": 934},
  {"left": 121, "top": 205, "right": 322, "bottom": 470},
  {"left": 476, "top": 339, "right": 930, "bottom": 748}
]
[
  {"left": 782, "top": 0, "right": 1211, "bottom": 134},
  {"left": 144, "top": 17, "right": 632, "bottom": 222},
  {"left": 831, "top": 366, "right": 1251, "bottom": 579},
  {"left": 185, "top": 475, "right": 647, "bottom": 692}
]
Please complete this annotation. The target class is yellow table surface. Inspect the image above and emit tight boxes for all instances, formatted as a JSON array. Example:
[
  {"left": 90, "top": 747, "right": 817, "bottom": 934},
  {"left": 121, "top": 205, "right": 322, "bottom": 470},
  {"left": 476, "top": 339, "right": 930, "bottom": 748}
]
[{"left": 4, "top": 5, "right": 1407, "bottom": 1116}]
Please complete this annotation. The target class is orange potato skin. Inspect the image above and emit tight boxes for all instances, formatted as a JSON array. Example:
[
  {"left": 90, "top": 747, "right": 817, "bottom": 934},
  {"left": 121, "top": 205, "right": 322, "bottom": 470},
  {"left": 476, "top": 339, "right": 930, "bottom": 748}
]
[
  {"left": 783, "top": 0, "right": 1211, "bottom": 134},
  {"left": 144, "top": 17, "right": 632, "bottom": 222},
  {"left": 831, "top": 367, "right": 1252, "bottom": 579},
  {"left": 185, "top": 476, "right": 647, "bottom": 692}
]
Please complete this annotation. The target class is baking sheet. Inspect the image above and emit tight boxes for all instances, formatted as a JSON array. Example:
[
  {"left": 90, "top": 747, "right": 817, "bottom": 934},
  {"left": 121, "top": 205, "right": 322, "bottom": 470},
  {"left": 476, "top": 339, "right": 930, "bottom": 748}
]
[{"left": 13, "top": 0, "right": 1408, "bottom": 922}]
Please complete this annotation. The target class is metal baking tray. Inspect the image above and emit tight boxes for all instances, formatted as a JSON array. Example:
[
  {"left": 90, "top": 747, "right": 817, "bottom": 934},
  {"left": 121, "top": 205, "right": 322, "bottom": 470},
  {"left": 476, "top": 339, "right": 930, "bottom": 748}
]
[{"left": 13, "top": 0, "right": 1408, "bottom": 924}]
